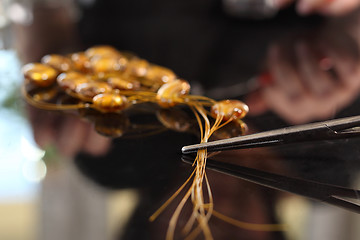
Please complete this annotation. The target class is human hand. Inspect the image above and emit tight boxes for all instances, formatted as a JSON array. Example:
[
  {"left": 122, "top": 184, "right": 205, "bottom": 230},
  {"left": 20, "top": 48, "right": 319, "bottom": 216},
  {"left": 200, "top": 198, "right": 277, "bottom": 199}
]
[
  {"left": 246, "top": 31, "right": 360, "bottom": 124},
  {"left": 274, "top": 0, "right": 360, "bottom": 16},
  {"left": 27, "top": 106, "right": 111, "bottom": 157}
]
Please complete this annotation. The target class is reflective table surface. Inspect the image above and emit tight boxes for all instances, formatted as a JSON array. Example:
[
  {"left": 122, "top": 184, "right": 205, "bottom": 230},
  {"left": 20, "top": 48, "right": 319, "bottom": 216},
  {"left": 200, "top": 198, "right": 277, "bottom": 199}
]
[{"left": 2, "top": 2, "right": 360, "bottom": 240}]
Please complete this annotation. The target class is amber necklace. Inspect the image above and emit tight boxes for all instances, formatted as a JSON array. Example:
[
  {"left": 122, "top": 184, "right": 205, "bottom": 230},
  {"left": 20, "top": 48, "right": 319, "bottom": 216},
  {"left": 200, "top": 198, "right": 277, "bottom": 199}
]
[{"left": 22, "top": 45, "right": 283, "bottom": 240}]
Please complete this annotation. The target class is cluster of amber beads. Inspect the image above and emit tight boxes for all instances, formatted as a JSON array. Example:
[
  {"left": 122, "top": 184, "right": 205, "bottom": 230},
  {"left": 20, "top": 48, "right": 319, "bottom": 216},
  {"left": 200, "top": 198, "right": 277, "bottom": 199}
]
[
  {"left": 22, "top": 46, "right": 253, "bottom": 240},
  {"left": 22, "top": 46, "right": 193, "bottom": 112},
  {"left": 22, "top": 45, "right": 249, "bottom": 126}
]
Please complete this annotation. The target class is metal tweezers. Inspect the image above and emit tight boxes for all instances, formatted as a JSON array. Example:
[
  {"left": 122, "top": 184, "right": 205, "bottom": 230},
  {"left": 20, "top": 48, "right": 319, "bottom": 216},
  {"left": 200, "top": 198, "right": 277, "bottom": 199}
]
[
  {"left": 181, "top": 156, "right": 360, "bottom": 213},
  {"left": 182, "top": 115, "right": 360, "bottom": 154},
  {"left": 181, "top": 115, "right": 360, "bottom": 213}
]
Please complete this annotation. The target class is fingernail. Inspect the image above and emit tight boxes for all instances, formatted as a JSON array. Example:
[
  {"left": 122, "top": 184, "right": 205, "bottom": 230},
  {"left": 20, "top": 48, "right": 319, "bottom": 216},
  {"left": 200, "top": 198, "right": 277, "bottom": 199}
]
[{"left": 297, "top": 1, "right": 312, "bottom": 15}]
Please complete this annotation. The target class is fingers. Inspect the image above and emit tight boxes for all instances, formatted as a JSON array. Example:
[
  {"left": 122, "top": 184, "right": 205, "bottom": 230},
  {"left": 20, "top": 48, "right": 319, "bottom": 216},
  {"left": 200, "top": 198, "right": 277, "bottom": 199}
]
[
  {"left": 296, "top": 0, "right": 360, "bottom": 16},
  {"left": 82, "top": 130, "right": 111, "bottom": 156},
  {"left": 262, "top": 86, "right": 313, "bottom": 124},
  {"left": 57, "top": 116, "right": 111, "bottom": 157},
  {"left": 318, "top": 0, "right": 360, "bottom": 16},
  {"left": 271, "top": 0, "right": 294, "bottom": 8},
  {"left": 295, "top": 42, "right": 335, "bottom": 97},
  {"left": 57, "top": 116, "right": 89, "bottom": 157},
  {"left": 296, "top": 0, "right": 330, "bottom": 15},
  {"left": 268, "top": 45, "right": 305, "bottom": 99},
  {"left": 28, "top": 106, "right": 111, "bottom": 157},
  {"left": 27, "top": 106, "right": 58, "bottom": 149},
  {"left": 251, "top": 37, "right": 360, "bottom": 124}
]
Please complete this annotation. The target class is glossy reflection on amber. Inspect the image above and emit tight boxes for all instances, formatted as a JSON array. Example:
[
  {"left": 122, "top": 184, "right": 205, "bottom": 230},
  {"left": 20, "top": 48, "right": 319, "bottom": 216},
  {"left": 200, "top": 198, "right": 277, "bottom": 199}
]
[
  {"left": 146, "top": 65, "right": 176, "bottom": 84},
  {"left": 90, "top": 55, "right": 127, "bottom": 73},
  {"left": 22, "top": 63, "right": 58, "bottom": 87},
  {"left": 125, "top": 58, "right": 149, "bottom": 77},
  {"left": 108, "top": 76, "right": 141, "bottom": 90},
  {"left": 70, "top": 52, "right": 91, "bottom": 72},
  {"left": 41, "top": 54, "right": 73, "bottom": 72},
  {"left": 76, "top": 82, "right": 113, "bottom": 99},
  {"left": 85, "top": 45, "right": 121, "bottom": 58},
  {"left": 156, "top": 108, "right": 192, "bottom": 132},
  {"left": 57, "top": 71, "right": 91, "bottom": 92},
  {"left": 211, "top": 99, "right": 249, "bottom": 121},
  {"left": 92, "top": 93, "right": 128, "bottom": 112},
  {"left": 156, "top": 79, "right": 191, "bottom": 108},
  {"left": 32, "top": 87, "right": 58, "bottom": 102},
  {"left": 93, "top": 113, "right": 130, "bottom": 137},
  {"left": 213, "top": 119, "right": 247, "bottom": 139}
]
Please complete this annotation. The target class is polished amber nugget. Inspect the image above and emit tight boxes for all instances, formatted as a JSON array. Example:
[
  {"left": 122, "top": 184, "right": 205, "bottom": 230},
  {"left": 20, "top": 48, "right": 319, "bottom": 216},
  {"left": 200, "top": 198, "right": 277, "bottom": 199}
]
[
  {"left": 76, "top": 82, "right": 113, "bottom": 99},
  {"left": 92, "top": 93, "right": 128, "bottom": 112},
  {"left": 70, "top": 52, "right": 91, "bottom": 72},
  {"left": 57, "top": 72, "right": 90, "bottom": 92},
  {"left": 107, "top": 76, "right": 141, "bottom": 90},
  {"left": 211, "top": 100, "right": 249, "bottom": 121},
  {"left": 156, "top": 79, "right": 190, "bottom": 108},
  {"left": 85, "top": 45, "right": 121, "bottom": 58},
  {"left": 146, "top": 65, "right": 176, "bottom": 84},
  {"left": 41, "top": 54, "right": 73, "bottom": 72},
  {"left": 22, "top": 63, "right": 58, "bottom": 87},
  {"left": 90, "top": 55, "right": 127, "bottom": 73}
]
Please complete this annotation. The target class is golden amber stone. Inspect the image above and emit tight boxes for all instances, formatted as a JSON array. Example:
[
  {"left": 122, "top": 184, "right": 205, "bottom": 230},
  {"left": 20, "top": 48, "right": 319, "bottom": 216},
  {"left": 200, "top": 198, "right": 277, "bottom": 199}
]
[
  {"left": 22, "top": 63, "right": 57, "bottom": 87},
  {"left": 41, "top": 54, "right": 73, "bottom": 72},
  {"left": 92, "top": 93, "right": 128, "bottom": 112},
  {"left": 90, "top": 55, "right": 127, "bottom": 73},
  {"left": 57, "top": 71, "right": 90, "bottom": 91},
  {"left": 211, "top": 100, "right": 249, "bottom": 121},
  {"left": 156, "top": 79, "right": 190, "bottom": 108},
  {"left": 107, "top": 76, "right": 141, "bottom": 90},
  {"left": 32, "top": 88, "right": 58, "bottom": 101},
  {"left": 70, "top": 52, "right": 91, "bottom": 72},
  {"left": 75, "top": 82, "right": 112, "bottom": 99},
  {"left": 85, "top": 45, "right": 121, "bottom": 58},
  {"left": 126, "top": 58, "right": 149, "bottom": 77},
  {"left": 146, "top": 65, "right": 176, "bottom": 84}
]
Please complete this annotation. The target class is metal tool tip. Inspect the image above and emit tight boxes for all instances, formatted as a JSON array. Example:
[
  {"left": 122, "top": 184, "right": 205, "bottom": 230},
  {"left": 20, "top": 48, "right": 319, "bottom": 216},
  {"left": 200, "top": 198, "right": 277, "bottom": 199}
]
[
  {"left": 182, "top": 145, "right": 198, "bottom": 154},
  {"left": 181, "top": 146, "right": 188, "bottom": 154}
]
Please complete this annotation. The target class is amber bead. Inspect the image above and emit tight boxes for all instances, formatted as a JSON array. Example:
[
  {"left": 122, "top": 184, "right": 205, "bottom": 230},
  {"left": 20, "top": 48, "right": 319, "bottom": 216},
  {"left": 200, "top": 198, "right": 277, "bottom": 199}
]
[
  {"left": 90, "top": 55, "right": 127, "bottom": 73},
  {"left": 107, "top": 76, "right": 141, "bottom": 90},
  {"left": 22, "top": 63, "right": 58, "bottom": 87},
  {"left": 41, "top": 54, "right": 73, "bottom": 72},
  {"left": 85, "top": 45, "right": 121, "bottom": 58},
  {"left": 156, "top": 79, "right": 190, "bottom": 108},
  {"left": 57, "top": 72, "right": 90, "bottom": 92},
  {"left": 146, "top": 65, "right": 176, "bottom": 84},
  {"left": 92, "top": 93, "right": 128, "bottom": 112},
  {"left": 76, "top": 82, "right": 112, "bottom": 99},
  {"left": 70, "top": 52, "right": 91, "bottom": 72},
  {"left": 126, "top": 58, "right": 149, "bottom": 77},
  {"left": 32, "top": 88, "right": 58, "bottom": 101},
  {"left": 211, "top": 100, "right": 249, "bottom": 121}
]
